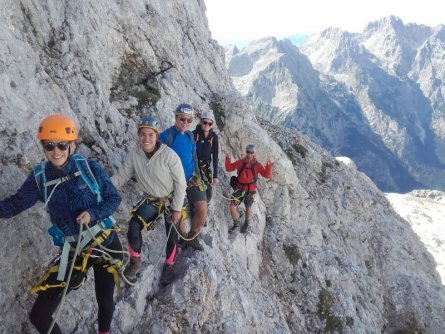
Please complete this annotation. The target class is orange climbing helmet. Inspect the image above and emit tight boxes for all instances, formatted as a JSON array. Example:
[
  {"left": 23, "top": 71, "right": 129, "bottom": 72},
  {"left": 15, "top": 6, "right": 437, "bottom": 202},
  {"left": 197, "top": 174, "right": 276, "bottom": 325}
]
[{"left": 37, "top": 115, "right": 78, "bottom": 141}]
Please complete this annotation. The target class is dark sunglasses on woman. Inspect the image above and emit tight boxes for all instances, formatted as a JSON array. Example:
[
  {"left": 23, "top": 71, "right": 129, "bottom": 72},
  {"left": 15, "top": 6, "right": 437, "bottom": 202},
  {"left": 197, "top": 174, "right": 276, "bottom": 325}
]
[
  {"left": 42, "top": 141, "right": 70, "bottom": 151},
  {"left": 202, "top": 120, "right": 213, "bottom": 126}
]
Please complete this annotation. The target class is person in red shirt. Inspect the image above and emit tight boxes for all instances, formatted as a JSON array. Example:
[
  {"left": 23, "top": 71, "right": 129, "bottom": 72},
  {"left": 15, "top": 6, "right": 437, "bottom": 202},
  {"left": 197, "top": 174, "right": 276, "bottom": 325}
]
[{"left": 225, "top": 144, "right": 273, "bottom": 233}]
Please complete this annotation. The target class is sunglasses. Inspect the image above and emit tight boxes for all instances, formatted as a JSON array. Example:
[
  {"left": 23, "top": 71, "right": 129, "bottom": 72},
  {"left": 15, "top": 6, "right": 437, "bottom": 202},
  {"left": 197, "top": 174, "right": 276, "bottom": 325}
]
[
  {"left": 43, "top": 141, "right": 70, "bottom": 152},
  {"left": 246, "top": 150, "right": 255, "bottom": 154},
  {"left": 179, "top": 117, "right": 193, "bottom": 124},
  {"left": 202, "top": 120, "right": 213, "bottom": 126}
]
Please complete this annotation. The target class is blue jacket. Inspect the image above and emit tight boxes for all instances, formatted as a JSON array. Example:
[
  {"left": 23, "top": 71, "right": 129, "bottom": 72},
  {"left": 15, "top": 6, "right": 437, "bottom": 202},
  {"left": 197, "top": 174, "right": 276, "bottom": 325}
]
[
  {"left": 160, "top": 126, "right": 196, "bottom": 180},
  {"left": 0, "top": 155, "right": 121, "bottom": 242}
]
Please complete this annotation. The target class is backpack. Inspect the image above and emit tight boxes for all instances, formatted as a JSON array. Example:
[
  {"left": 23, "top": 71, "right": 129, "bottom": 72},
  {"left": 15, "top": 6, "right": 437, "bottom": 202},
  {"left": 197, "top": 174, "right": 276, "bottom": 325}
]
[
  {"left": 195, "top": 132, "right": 214, "bottom": 147},
  {"left": 166, "top": 128, "right": 195, "bottom": 147},
  {"left": 34, "top": 154, "right": 102, "bottom": 204},
  {"left": 230, "top": 161, "right": 258, "bottom": 190},
  {"left": 165, "top": 127, "right": 201, "bottom": 177}
]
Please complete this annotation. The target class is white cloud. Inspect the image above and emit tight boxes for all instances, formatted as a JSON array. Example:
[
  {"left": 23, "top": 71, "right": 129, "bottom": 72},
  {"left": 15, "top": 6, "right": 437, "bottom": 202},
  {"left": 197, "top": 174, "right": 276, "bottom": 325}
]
[{"left": 205, "top": 0, "right": 444, "bottom": 45}]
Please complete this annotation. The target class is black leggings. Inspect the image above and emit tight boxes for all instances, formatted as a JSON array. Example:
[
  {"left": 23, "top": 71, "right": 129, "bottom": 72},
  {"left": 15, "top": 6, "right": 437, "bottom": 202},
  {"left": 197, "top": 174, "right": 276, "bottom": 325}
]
[
  {"left": 29, "top": 233, "right": 123, "bottom": 333},
  {"left": 127, "top": 201, "right": 178, "bottom": 262}
]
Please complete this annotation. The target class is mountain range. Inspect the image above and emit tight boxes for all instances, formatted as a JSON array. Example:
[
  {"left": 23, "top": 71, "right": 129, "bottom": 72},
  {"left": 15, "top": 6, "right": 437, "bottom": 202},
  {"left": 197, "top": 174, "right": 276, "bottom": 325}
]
[{"left": 226, "top": 16, "right": 445, "bottom": 192}]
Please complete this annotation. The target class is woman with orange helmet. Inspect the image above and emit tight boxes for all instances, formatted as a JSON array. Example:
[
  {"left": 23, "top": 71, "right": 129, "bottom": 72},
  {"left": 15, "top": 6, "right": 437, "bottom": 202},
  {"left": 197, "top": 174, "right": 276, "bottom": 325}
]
[{"left": 0, "top": 114, "right": 123, "bottom": 334}]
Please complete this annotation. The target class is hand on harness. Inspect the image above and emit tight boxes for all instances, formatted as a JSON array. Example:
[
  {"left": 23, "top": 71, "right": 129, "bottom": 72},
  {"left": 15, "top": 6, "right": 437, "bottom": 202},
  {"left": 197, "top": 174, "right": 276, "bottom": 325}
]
[
  {"left": 187, "top": 174, "right": 206, "bottom": 192},
  {"left": 76, "top": 211, "right": 91, "bottom": 225},
  {"left": 171, "top": 210, "right": 182, "bottom": 225}
]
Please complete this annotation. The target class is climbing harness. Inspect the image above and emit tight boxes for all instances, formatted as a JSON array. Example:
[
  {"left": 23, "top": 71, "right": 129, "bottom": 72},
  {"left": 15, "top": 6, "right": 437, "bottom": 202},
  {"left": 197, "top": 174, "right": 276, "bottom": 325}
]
[
  {"left": 46, "top": 223, "right": 84, "bottom": 334},
  {"left": 130, "top": 196, "right": 168, "bottom": 231},
  {"left": 194, "top": 132, "right": 214, "bottom": 147},
  {"left": 29, "top": 225, "right": 116, "bottom": 294},
  {"left": 32, "top": 154, "right": 125, "bottom": 290},
  {"left": 198, "top": 161, "right": 213, "bottom": 184},
  {"left": 186, "top": 174, "right": 206, "bottom": 192},
  {"left": 121, "top": 196, "right": 190, "bottom": 286},
  {"left": 44, "top": 222, "right": 132, "bottom": 334}
]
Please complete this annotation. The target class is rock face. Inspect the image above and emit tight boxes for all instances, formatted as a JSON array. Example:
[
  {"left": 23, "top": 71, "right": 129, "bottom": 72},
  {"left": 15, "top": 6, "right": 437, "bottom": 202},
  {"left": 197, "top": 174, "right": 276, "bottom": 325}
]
[
  {"left": 0, "top": 3, "right": 444, "bottom": 334},
  {"left": 386, "top": 190, "right": 445, "bottom": 283},
  {"left": 226, "top": 16, "right": 445, "bottom": 192}
]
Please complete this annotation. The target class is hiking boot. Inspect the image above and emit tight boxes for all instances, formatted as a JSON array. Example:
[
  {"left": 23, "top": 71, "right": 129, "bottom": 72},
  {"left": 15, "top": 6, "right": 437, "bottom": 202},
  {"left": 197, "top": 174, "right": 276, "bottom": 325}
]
[
  {"left": 159, "top": 263, "right": 175, "bottom": 287},
  {"left": 124, "top": 256, "right": 141, "bottom": 281},
  {"left": 240, "top": 220, "right": 250, "bottom": 234},
  {"left": 178, "top": 232, "right": 187, "bottom": 249},
  {"left": 229, "top": 220, "right": 240, "bottom": 233},
  {"left": 184, "top": 231, "right": 204, "bottom": 251}
]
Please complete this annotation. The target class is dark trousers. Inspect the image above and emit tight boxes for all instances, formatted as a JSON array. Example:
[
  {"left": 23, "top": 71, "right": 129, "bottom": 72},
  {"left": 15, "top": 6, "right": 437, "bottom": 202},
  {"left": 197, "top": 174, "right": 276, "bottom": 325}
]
[
  {"left": 127, "top": 201, "right": 178, "bottom": 263},
  {"left": 29, "top": 233, "right": 123, "bottom": 333}
]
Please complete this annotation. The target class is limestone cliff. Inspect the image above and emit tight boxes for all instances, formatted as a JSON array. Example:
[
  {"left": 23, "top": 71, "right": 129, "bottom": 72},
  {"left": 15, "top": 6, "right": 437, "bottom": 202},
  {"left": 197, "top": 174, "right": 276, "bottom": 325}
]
[{"left": 0, "top": 1, "right": 444, "bottom": 333}]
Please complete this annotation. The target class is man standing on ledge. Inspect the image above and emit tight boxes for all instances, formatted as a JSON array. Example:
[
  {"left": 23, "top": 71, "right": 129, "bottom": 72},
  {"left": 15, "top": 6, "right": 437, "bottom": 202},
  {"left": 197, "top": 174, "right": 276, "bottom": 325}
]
[
  {"left": 226, "top": 144, "right": 273, "bottom": 233},
  {"left": 160, "top": 103, "right": 207, "bottom": 251}
]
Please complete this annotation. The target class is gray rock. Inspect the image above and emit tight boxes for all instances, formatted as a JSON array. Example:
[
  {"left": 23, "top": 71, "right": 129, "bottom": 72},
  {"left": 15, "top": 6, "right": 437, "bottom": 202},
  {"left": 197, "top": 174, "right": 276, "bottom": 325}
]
[{"left": 0, "top": 3, "right": 444, "bottom": 334}]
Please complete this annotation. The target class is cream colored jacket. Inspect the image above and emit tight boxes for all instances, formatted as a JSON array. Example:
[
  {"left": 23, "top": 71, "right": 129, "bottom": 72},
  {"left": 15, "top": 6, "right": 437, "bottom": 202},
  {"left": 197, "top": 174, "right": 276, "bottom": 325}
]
[{"left": 112, "top": 143, "right": 186, "bottom": 211}]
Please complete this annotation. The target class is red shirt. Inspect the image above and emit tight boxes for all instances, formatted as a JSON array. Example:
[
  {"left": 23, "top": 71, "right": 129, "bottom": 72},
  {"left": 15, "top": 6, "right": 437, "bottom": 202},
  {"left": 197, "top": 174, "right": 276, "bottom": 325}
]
[{"left": 225, "top": 156, "right": 272, "bottom": 192}]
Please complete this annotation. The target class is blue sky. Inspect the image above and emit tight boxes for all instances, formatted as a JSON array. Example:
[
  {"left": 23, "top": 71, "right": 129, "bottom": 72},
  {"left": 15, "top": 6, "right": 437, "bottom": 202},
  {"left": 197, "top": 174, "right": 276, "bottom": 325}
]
[{"left": 205, "top": 0, "right": 444, "bottom": 48}]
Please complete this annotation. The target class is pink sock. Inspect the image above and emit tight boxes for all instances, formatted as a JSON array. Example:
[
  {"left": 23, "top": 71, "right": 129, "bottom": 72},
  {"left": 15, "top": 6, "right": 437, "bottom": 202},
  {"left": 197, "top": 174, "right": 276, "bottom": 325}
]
[
  {"left": 128, "top": 244, "right": 140, "bottom": 257},
  {"left": 99, "top": 331, "right": 109, "bottom": 334},
  {"left": 165, "top": 244, "right": 177, "bottom": 265}
]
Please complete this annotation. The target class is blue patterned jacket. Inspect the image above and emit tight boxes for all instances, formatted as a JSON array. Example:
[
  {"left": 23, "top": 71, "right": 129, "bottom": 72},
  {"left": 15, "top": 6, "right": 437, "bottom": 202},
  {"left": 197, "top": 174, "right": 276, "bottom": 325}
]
[{"left": 0, "top": 155, "right": 121, "bottom": 244}]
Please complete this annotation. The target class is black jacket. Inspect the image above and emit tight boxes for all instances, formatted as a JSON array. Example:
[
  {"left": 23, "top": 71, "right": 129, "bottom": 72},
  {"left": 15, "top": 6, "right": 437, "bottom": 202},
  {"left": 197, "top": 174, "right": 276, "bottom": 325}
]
[{"left": 193, "top": 124, "right": 219, "bottom": 178}]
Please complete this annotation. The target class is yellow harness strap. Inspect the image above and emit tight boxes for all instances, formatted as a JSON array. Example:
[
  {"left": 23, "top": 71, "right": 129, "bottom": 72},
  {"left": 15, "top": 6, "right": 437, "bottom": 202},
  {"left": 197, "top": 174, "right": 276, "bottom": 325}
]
[
  {"left": 106, "top": 265, "right": 122, "bottom": 297},
  {"left": 187, "top": 175, "right": 206, "bottom": 191},
  {"left": 28, "top": 262, "right": 85, "bottom": 295},
  {"left": 130, "top": 196, "right": 171, "bottom": 231},
  {"left": 29, "top": 229, "right": 120, "bottom": 295}
]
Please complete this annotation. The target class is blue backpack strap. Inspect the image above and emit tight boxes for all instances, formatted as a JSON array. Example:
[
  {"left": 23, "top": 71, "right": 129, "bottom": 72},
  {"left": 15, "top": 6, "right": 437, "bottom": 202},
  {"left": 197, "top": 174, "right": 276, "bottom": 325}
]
[
  {"left": 184, "top": 130, "right": 201, "bottom": 177},
  {"left": 166, "top": 128, "right": 195, "bottom": 147},
  {"left": 34, "top": 160, "right": 82, "bottom": 204},
  {"left": 72, "top": 154, "right": 102, "bottom": 203},
  {"left": 33, "top": 160, "right": 48, "bottom": 202},
  {"left": 33, "top": 155, "right": 101, "bottom": 205},
  {"left": 185, "top": 130, "right": 194, "bottom": 143},
  {"left": 166, "top": 127, "right": 176, "bottom": 147},
  {"left": 166, "top": 129, "right": 200, "bottom": 177}
]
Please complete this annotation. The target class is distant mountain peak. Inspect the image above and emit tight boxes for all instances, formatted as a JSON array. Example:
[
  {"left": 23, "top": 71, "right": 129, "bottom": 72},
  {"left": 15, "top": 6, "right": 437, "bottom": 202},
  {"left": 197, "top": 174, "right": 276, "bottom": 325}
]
[
  {"left": 226, "top": 17, "right": 445, "bottom": 191},
  {"left": 365, "top": 15, "right": 405, "bottom": 32}
]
